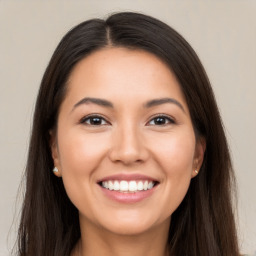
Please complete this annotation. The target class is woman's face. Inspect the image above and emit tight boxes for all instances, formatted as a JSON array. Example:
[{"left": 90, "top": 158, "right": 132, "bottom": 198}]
[{"left": 51, "top": 47, "right": 205, "bottom": 236}]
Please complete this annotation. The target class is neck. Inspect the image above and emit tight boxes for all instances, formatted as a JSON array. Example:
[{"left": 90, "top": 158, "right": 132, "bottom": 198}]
[{"left": 75, "top": 216, "right": 170, "bottom": 256}]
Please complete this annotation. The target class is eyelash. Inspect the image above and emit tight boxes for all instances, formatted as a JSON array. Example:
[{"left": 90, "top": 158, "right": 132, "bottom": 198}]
[
  {"left": 147, "top": 114, "right": 175, "bottom": 126},
  {"left": 80, "top": 114, "right": 175, "bottom": 126},
  {"left": 80, "top": 114, "right": 109, "bottom": 126}
]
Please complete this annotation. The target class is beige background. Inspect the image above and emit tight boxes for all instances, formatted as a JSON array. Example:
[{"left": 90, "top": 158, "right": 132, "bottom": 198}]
[{"left": 0, "top": 1, "right": 255, "bottom": 255}]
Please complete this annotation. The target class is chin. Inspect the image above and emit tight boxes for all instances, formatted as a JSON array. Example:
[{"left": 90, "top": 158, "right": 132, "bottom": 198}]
[
  {"left": 103, "top": 222, "right": 156, "bottom": 236},
  {"left": 97, "top": 211, "right": 171, "bottom": 236}
]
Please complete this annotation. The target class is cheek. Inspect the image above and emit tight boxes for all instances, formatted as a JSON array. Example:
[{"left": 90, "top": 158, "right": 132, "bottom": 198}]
[
  {"left": 154, "top": 130, "right": 195, "bottom": 174},
  {"left": 149, "top": 130, "right": 195, "bottom": 211},
  {"left": 57, "top": 129, "right": 109, "bottom": 204},
  {"left": 58, "top": 130, "right": 108, "bottom": 173}
]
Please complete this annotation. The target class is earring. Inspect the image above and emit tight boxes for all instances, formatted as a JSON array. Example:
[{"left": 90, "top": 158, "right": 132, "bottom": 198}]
[
  {"left": 53, "top": 167, "right": 58, "bottom": 173},
  {"left": 194, "top": 169, "right": 199, "bottom": 174}
]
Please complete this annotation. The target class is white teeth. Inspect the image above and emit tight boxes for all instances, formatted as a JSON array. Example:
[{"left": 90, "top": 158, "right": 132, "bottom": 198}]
[
  {"left": 137, "top": 181, "right": 144, "bottom": 191},
  {"left": 101, "top": 180, "right": 156, "bottom": 192},
  {"left": 120, "top": 181, "right": 128, "bottom": 191},
  {"left": 113, "top": 181, "right": 119, "bottom": 190},
  {"left": 102, "top": 181, "right": 109, "bottom": 189},
  {"left": 143, "top": 181, "right": 148, "bottom": 190},
  {"left": 108, "top": 181, "right": 114, "bottom": 190},
  {"left": 128, "top": 181, "right": 137, "bottom": 192},
  {"left": 148, "top": 181, "right": 154, "bottom": 189}
]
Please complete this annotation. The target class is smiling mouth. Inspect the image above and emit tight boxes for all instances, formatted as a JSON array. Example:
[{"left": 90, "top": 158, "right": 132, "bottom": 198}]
[{"left": 99, "top": 180, "right": 159, "bottom": 193}]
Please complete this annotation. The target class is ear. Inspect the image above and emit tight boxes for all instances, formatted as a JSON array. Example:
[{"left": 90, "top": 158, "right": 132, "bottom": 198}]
[
  {"left": 191, "top": 136, "right": 206, "bottom": 178},
  {"left": 49, "top": 130, "right": 62, "bottom": 177}
]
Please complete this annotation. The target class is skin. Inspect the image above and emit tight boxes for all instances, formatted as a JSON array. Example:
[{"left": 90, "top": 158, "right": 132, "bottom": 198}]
[{"left": 51, "top": 47, "right": 205, "bottom": 256}]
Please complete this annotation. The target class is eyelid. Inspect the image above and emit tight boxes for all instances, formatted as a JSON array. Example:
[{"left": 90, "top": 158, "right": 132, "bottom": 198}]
[
  {"left": 79, "top": 113, "right": 175, "bottom": 126},
  {"left": 146, "top": 114, "right": 176, "bottom": 126},
  {"left": 79, "top": 114, "right": 110, "bottom": 125}
]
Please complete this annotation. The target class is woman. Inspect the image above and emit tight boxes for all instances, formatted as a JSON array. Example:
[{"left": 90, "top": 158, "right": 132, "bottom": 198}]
[{"left": 16, "top": 12, "right": 240, "bottom": 255}]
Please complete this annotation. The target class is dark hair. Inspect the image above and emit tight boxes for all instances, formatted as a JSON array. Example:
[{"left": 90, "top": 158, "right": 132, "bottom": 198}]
[{"left": 16, "top": 12, "right": 239, "bottom": 256}]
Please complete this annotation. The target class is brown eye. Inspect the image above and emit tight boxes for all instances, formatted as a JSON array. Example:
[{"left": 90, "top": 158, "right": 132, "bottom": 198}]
[
  {"left": 81, "top": 115, "right": 108, "bottom": 126},
  {"left": 148, "top": 115, "right": 175, "bottom": 126}
]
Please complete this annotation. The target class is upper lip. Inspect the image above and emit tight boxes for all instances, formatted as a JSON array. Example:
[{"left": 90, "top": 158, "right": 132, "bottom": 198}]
[{"left": 97, "top": 173, "right": 159, "bottom": 183}]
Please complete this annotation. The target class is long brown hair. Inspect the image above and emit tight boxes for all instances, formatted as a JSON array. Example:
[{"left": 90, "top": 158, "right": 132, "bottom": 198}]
[{"left": 16, "top": 12, "right": 240, "bottom": 256}]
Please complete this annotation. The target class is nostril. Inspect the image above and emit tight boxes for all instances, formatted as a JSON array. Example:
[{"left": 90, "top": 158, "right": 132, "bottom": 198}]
[{"left": 108, "top": 132, "right": 149, "bottom": 164}]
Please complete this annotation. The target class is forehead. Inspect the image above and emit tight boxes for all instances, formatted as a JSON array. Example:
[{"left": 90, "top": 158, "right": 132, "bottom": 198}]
[{"left": 65, "top": 47, "right": 188, "bottom": 110}]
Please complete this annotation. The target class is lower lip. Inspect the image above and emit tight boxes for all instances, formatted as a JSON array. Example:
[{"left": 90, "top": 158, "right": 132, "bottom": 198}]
[{"left": 99, "top": 185, "right": 157, "bottom": 203}]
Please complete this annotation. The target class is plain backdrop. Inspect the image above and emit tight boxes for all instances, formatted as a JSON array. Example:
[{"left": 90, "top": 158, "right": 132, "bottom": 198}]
[{"left": 0, "top": 1, "right": 255, "bottom": 255}]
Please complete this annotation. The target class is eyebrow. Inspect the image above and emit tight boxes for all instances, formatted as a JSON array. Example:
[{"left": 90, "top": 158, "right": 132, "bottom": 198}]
[
  {"left": 72, "top": 97, "right": 185, "bottom": 112},
  {"left": 144, "top": 98, "right": 185, "bottom": 112},
  {"left": 72, "top": 97, "right": 114, "bottom": 111}
]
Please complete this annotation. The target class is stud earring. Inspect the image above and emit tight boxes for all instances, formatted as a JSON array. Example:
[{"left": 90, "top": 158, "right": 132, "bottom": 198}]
[
  {"left": 53, "top": 167, "right": 58, "bottom": 173},
  {"left": 194, "top": 169, "right": 199, "bottom": 174}
]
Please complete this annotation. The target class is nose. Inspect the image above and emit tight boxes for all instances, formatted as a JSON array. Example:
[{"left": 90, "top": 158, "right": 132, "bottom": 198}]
[{"left": 108, "top": 123, "right": 149, "bottom": 165}]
